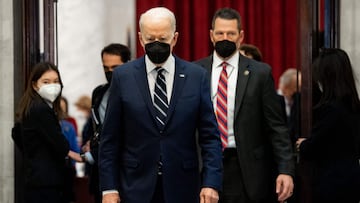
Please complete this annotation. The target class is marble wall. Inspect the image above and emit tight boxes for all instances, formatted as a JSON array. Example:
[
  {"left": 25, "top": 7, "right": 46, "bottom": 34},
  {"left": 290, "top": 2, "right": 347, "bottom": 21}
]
[
  {"left": 0, "top": 0, "right": 14, "bottom": 201},
  {"left": 340, "top": 1, "right": 360, "bottom": 95},
  {"left": 57, "top": 0, "right": 136, "bottom": 134}
]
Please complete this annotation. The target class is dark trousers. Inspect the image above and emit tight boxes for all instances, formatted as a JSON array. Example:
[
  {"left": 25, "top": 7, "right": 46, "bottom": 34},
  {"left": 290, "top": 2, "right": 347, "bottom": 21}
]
[
  {"left": 220, "top": 148, "right": 251, "bottom": 203},
  {"left": 219, "top": 148, "right": 276, "bottom": 203},
  {"left": 150, "top": 175, "right": 165, "bottom": 203},
  {"left": 25, "top": 187, "right": 64, "bottom": 203}
]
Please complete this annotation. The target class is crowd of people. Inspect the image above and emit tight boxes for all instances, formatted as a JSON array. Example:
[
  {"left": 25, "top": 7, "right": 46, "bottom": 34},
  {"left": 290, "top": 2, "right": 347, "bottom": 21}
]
[{"left": 11, "top": 6, "right": 360, "bottom": 203}]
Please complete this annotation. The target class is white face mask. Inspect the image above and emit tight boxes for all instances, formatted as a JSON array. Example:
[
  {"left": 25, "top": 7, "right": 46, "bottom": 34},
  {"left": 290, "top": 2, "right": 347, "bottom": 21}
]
[{"left": 37, "top": 84, "right": 61, "bottom": 102}]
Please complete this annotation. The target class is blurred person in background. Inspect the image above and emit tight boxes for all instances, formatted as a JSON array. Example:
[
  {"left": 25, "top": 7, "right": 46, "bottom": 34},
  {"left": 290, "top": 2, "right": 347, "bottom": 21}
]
[
  {"left": 74, "top": 95, "right": 91, "bottom": 143},
  {"left": 60, "top": 96, "right": 78, "bottom": 134},
  {"left": 278, "top": 68, "right": 301, "bottom": 144},
  {"left": 239, "top": 43, "right": 262, "bottom": 62},
  {"left": 60, "top": 96, "right": 81, "bottom": 203},
  {"left": 296, "top": 48, "right": 360, "bottom": 203},
  {"left": 81, "top": 43, "right": 131, "bottom": 203}
]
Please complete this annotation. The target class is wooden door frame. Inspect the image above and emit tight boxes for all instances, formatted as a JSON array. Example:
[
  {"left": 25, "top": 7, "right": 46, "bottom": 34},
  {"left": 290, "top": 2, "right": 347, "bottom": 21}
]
[{"left": 13, "top": 1, "right": 56, "bottom": 202}]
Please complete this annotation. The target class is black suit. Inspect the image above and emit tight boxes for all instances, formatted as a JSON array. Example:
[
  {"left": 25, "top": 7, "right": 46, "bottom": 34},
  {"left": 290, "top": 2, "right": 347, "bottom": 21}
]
[
  {"left": 18, "top": 96, "right": 70, "bottom": 203},
  {"left": 288, "top": 92, "right": 301, "bottom": 145},
  {"left": 83, "top": 83, "right": 109, "bottom": 202},
  {"left": 195, "top": 54, "right": 294, "bottom": 202},
  {"left": 299, "top": 100, "right": 360, "bottom": 202}
]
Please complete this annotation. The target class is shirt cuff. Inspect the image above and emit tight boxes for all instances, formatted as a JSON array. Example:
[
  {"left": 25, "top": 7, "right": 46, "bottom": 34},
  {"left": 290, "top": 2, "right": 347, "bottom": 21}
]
[
  {"left": 84, "top": 151, "right": 95, "bottom": 165},
  {"left": 103, "top": 190, "right": 118, "bottom": 196}
]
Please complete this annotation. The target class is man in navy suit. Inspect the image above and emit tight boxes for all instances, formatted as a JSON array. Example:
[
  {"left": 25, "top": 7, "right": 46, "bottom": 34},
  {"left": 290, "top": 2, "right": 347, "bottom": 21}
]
[{"left": 99, "top": 7, "right": 222, "bottom": 203}]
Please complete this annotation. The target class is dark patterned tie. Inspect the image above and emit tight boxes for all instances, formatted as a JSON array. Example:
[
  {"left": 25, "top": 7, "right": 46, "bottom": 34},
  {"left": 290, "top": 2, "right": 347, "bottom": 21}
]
[
  {"left": 154, "top": 67, "right": 168, "bottom": 128},
  {"left": 216, "top": 62, "right": 228, "bottom": 149}
]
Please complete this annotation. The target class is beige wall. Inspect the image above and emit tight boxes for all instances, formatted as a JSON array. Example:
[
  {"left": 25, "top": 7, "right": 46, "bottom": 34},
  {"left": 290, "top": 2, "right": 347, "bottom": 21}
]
[
  {"left": 57, "top": 0, "right": 136, "bottom": 134},
  {"left": 0, "top": 0, "right": 15, "bottom": 201},
  {"left": 340, "top": 0, "right": 360, "bottom": 95}
]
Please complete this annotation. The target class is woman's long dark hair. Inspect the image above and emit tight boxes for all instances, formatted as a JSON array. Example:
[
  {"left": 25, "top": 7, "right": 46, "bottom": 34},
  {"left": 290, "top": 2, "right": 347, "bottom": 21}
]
[
  {"left": 312, "top": 48, "right": 360, "bottom": 111},
  {"left": 16, "top": 62, "right": 64, "bottom": 121}
]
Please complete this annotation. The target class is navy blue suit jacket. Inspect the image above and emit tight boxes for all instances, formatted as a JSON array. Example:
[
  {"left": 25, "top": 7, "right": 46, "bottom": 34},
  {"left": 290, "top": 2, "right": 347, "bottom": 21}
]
[{"left": 99, "top": 56, "right": 222, "bottom": 203}]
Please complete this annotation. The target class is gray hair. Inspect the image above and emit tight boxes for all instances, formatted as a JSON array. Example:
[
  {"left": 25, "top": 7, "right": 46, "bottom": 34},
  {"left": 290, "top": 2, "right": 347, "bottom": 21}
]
[
  {"left": 279, "top": 68, "right": 298, "bottom": 86},
  {"left": 139, "top": 7, "right": 176, "bottom": 33}
]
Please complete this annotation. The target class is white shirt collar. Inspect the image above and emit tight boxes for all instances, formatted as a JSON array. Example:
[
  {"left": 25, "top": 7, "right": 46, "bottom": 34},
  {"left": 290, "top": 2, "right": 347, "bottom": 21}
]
[
  {"left": 213, "top": 51, "right": 239, "bottom": 68},
  {"left": 145, "top": 54, "right": 175, "bottom": 74}
]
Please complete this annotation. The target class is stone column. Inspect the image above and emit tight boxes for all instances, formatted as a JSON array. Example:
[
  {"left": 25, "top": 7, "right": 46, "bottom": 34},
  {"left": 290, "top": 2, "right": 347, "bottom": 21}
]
[
  {"left": 0, "top": 0, "right": 15, "bottom": 202},
  {"left": 341, "top": 0, "right": 360, "bottom": 94},
  {"left": 57, "top": 0, "right": 136, "bottom": 134}
]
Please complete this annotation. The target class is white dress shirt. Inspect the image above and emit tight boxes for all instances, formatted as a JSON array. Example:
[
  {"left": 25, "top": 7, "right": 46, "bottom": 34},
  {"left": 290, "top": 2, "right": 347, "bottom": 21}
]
[
  {"left": 146, "top": 55, "right": 175, "bottom": 103},
  {"left": 211, "top": 51, "right": 239, "bottom": 148}
]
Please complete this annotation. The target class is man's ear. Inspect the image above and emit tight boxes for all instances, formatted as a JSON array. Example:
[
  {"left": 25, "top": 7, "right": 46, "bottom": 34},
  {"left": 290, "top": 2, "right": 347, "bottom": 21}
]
[
  {"left": 138, "top": 32, "right": 145, "bottom": 47},
  {"left": 210, "top": 30, "right": 215, "bottom": 44}
]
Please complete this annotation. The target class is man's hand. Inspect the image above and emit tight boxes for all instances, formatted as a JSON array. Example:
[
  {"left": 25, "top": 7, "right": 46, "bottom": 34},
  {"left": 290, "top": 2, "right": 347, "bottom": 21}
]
[
  {"left": 102, "top": 193, "right": 120, "bottom": 203},
  {"left": 296, "top": 138, "right": 306, "bottom": 151},
  {"left": 82, "top": 140, "right": 91, "bottom": 152},
  {"left": 200, "top": 187, "right": 219, "bottom": 203},
  {"left": 276, "top": 174, "right": 294, "bottom": 202}
]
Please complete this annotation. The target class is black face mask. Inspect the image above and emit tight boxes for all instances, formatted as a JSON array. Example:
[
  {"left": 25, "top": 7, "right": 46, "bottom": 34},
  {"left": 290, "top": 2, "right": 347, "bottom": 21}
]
[
  {"left": 105, "top": 71, "right": 112, "bottom": 84},
  {"left": 214, "top": 40, "right": 237, "bottom": 58},
  {"left": 145, "top": 41, "right": 171, "bottom": 64}
]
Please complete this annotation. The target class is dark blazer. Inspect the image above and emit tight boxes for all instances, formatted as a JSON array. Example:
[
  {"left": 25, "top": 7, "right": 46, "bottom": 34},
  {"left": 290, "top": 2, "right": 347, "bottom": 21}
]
[
  {"left": 20, "top": 97, "right": 70, "bottom": 189},
  {"left": 195, "top": 54, "right": 294, "bottom": 201},
  {"left": 82, "top": 83, "right": 109, "bottom": 197},
  {"left": 91, "top": 83, "right": 110, "bottom": 132},
  {"left": 82, "top": 84, "right": 109, "bottom": 145},
  {"left": 289, "top": 92, "right": 301, "bottom": 145},
  {"left": 86, "top": 83, "right": 110, "bottom": 162},
  {"left": 99, "top": 56, "right": 222, "bottom": 203},
  {"left": 299, "top": 101, "right": 360, "bottom": 202}
]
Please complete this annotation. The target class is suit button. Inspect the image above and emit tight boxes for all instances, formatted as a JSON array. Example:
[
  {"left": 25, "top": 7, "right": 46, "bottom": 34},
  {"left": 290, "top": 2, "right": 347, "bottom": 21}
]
[{"left": 159, "top": 130, "right": 163, "bottom": 134}]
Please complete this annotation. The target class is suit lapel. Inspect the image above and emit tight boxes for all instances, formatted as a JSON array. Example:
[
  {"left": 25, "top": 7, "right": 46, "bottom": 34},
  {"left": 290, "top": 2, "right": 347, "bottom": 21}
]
[
  {"left": 234, "top": 55, "right": 251, "bottom": 119},
  {"left": 133, "top": 57, "right": 187, "bottom": 130},
  {"left": 201, "top": 56, "right": 213, "bottom": 79},
  {"left": 164, "top": 57, "right": 186, "bottom": 126},
  {"left": 133, "top": 57, "right": 158, "bottom": 122}
]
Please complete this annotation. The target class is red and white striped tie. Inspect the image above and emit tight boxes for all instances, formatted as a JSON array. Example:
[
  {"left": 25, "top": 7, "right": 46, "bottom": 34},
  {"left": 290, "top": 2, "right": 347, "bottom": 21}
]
[{"left": 216, "top": 62, "right": 228, "bottom": 149}]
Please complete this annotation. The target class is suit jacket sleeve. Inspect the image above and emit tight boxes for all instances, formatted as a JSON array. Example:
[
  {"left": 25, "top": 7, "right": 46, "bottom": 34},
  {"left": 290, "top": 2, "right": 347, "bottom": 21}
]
[
  {"left": 98, "top": 73, "right": 122, "bottom": 191},
  {"left": 197, "top": 69, "right": 223, "bottom": 191},
  {"left": 262, "top": 69, "right": 295, "bottom": 175}
]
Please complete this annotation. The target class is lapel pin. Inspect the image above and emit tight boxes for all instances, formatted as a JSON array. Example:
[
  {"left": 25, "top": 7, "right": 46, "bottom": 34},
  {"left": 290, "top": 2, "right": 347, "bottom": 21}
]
[
  {"left": 179, "top": 74, "right": 185, "bottom": 78},
  {"left": 244, "top": 70, "right": 249, "bottom": 76}
]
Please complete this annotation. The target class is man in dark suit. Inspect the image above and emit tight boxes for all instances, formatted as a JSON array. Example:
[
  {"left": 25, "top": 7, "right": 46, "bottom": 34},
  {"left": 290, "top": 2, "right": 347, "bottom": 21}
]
[
  {"left": 278, "top": 68, "right": 302, "bottom": 145},
  {"left": 81, "top": 43, "right": 131, "bottom": 203},
  {"left": 195, "top": 8, "right": 294, "bottom": 203},
  {"left": 99, "top": 7, "right": 222, "bottom": 203}
]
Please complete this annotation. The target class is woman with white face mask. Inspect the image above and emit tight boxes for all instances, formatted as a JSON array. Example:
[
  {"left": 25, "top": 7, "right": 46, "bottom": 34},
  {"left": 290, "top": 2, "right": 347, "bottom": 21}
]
[{"left": 13, "top": 62, "right": 82, "bottom": 203}]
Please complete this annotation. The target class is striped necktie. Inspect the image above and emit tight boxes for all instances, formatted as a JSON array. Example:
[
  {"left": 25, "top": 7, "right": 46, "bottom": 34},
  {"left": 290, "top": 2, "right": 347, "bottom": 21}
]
[
  {"left": 216, "top": 62, "right": 228, "bottom": 149},
  {"left": 154, "top": 67, "right": 168, "bottom": 128}
]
